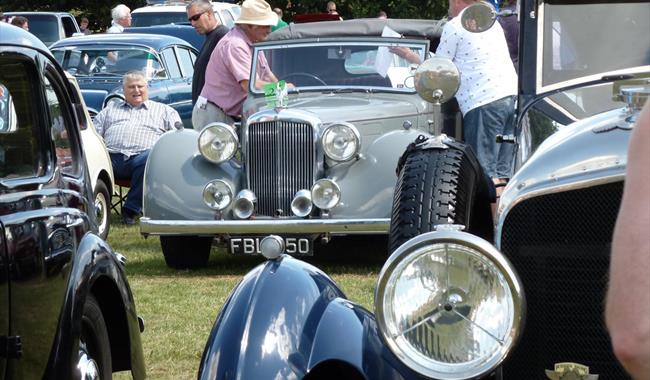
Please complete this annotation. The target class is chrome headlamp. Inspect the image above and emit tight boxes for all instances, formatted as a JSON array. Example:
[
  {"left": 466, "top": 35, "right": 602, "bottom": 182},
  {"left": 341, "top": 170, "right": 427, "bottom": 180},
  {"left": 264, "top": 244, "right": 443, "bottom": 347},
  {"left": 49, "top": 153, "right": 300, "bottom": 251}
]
[
  {"left": 311, "top": 179, "right": 341, "bottom": 210},
  {"left": 375, "top": 228, "right": 524, "bottom": 380},
  {"left": 202, "top": 180, "right": 233, "bottom": 210},
  {"left": 198, "top": 122, "right": 238, "bottom": 163},
  {"left": 321, "top": 122, "right": 360, "bottom": 162}
]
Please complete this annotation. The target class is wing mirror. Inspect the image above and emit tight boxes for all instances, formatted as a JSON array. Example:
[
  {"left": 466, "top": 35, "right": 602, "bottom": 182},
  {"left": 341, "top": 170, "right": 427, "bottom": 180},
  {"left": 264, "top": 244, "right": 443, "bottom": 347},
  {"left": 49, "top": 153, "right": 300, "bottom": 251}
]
[
  {"left": 413, "top": 57, "right": 460, "bottom": 135},
  {"left": 461, "top": 1, "right": 517, "bottom": 33}
]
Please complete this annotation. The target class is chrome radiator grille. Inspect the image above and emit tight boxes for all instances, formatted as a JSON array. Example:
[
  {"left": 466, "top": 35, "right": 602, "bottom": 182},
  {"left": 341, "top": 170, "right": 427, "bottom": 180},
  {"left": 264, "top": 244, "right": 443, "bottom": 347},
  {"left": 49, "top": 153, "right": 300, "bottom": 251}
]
[{"left": 247, "top": 120, "right": 315, "bottom": 216}]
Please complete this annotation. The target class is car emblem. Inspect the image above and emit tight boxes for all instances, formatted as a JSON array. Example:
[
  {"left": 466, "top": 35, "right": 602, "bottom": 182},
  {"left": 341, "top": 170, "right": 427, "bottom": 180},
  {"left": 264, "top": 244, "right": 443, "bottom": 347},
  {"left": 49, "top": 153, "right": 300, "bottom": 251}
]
[
  {"left": 545, "top": 362, "right": 599, "bottom": 380},
  {"left": 592, "top": 123, "right": 633, "bottom": 133}
]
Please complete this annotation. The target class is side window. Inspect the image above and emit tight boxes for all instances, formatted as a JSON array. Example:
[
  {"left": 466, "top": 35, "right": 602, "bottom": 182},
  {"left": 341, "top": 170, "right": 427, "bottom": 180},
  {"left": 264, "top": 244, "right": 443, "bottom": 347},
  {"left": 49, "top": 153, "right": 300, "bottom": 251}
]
[
  {"left": 61, "top": 17, "right": 77, "bottom": 37},
  {"left": 0, "top": 59, "right": 42, "bottom": 179},
  {"left": 176, "top": 48, "right": 195, "bottom": 78},
  {"left": 161, "top": 48, "right": 181, "bottom": 78},
  {"left": 43, "top": 73, "right": 79, "bottom": 177}
]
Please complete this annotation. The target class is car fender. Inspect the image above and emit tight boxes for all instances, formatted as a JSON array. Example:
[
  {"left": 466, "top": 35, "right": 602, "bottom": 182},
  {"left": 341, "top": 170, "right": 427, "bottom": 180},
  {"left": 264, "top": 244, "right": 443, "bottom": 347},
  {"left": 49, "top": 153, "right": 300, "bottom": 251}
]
[
  {"left": 198, "top": 255, "right": 407, "bottom": 379},
  {"left": 329, "top": 129, "right": 433, "bottom": 219},
  {"left": 143, "top": 128, "right": 242, "bottom": 220},
  {"left": 48, "top": 232, "right": 145, "bottom": 379}
]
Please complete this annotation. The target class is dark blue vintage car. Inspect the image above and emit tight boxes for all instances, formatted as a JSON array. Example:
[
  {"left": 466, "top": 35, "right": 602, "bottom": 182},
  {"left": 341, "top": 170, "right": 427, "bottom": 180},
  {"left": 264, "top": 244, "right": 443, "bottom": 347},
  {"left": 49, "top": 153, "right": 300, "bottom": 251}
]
[
  {"left": 50, "top": 33, "right": 198, "bottom": 128},
  {"left": 1, "top": 23, "right": 145, "bottom": 379}
]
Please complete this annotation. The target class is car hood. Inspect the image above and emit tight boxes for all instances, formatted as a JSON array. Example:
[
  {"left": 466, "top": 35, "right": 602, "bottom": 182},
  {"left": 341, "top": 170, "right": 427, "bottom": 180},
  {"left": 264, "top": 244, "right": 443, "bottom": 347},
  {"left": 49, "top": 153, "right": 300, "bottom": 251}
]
[
  {"left": 243, "top": 91, "right": 423, "bottom": 123},
  {"left": 497, "top": 106, "right": 632, "bottom": 234}
]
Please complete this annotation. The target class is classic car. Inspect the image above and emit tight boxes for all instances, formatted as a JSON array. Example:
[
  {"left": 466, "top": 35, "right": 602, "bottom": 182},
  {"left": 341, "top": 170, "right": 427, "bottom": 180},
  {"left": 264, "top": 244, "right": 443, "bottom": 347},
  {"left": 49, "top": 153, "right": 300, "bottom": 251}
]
[
  {"left": 0, "top": 23, "right": 145, "bottom": 379},
  {"left": 125, "top": 23, "right": 206, "bottom": 51},
  {"left": 50, "top": 33, "right": 198, "bottom": 128},
  {"left": 3, "top": 11, "right": 81, "bottom": 47},
  {"left": 140, "top": 18, "right": 447, "bottom": 268},
  {"left": 195, "top": 1, "right": 649, "bottom": 379},
  {"left": 131, "top": 0, "right": 240, "bottom": 29}
]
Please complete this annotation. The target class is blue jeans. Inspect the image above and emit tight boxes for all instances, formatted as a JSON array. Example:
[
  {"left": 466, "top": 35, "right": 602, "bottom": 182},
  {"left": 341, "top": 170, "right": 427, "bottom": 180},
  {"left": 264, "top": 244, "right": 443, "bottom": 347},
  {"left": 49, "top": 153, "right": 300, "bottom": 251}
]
[
  {"left": 463, "top": 96, "right": 516, "bottom": 179},
  {"left": 110, "top": 151, "right": 149, "bottom": 215}
]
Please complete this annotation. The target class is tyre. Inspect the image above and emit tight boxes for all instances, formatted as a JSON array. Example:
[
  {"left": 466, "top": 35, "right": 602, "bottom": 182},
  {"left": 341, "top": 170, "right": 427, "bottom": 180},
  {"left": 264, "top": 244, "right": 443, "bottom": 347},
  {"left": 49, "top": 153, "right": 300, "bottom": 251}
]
[
  {"left": 93, "top": 179, "right": 111, "bottom": 240},
  {"left": 76, "top": 294, "right": 112, "bottom": 379},
  {"left": 389, "top": 144, "right": 493, "bottom": 253},
  {"left": 160, "top": 236, "right": 212, "bottom": 269}
]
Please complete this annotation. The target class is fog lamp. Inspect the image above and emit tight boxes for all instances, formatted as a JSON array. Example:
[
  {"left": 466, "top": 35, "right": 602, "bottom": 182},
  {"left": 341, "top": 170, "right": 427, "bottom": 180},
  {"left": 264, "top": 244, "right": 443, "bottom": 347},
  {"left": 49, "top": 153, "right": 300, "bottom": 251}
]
[
  {"left": 202, "top": 180, "right": 233, "bottom": 210},
  {"left": 311, "top": 179, "right": 341, "bottom": 210}
]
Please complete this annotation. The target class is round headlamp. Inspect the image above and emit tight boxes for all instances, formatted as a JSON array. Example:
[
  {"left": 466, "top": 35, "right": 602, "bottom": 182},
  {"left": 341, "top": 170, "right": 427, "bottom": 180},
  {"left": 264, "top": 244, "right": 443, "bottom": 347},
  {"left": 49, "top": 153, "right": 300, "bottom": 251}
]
[
  {"left": 202, "top": 180, "right": 233, "bottom": 210},
  {"left": 198, "top": 122, "right": 238, "bottom": 163},
  {"left": 311, "top": 179, "right": 341, "bottom": 210},
  {"left": 321, "top": 122, "right": 360, "bottom": 162},
  {"left": 375, "top": 230, "right": 524, "bottom": 380}
]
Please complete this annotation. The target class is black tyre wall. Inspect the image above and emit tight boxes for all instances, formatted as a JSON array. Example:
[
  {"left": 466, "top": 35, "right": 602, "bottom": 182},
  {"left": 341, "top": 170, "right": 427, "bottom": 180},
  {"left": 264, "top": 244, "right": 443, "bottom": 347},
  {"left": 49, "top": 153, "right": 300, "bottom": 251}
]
[
  {"left": 160, "top": 236, "right": 212, "bottom": 269},
  {"left": 389, "top": 142, "right": 493, "bottom": 253}
]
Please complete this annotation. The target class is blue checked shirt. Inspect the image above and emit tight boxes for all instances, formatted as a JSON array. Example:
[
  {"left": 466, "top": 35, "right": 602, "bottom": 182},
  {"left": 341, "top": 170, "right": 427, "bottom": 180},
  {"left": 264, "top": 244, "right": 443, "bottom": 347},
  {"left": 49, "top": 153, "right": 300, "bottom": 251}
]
[{"left": 94, "top": 100, "right": 181, "bottom": 157}]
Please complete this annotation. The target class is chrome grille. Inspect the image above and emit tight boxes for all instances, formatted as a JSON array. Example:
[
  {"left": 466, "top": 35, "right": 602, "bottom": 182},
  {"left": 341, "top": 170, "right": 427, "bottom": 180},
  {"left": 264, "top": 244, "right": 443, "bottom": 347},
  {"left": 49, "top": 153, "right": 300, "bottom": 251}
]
[{"left": 247, "top": 120, "right": 314, "bottom": 216}]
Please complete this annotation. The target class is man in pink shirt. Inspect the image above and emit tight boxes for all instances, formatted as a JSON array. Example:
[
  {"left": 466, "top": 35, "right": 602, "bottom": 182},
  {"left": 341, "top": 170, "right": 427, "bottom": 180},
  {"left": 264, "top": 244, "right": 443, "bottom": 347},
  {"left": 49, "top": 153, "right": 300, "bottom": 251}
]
[{"left": 193, "top": 0, "right": 279, "bottom": 129}]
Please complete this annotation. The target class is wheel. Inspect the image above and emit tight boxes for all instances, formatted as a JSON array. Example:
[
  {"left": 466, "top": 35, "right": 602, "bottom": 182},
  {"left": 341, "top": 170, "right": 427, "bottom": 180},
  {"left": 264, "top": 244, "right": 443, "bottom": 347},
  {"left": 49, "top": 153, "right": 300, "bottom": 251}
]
[
  {"left": 89, "top": 57, "right": 106, "bottom": 74},
  {"left": 160, "top": 236, "right": 212, "bottom": 269},
  {"left": 76, "top": 294, "right": 112, "bottom": 380},
  {"left": 389, "top": 145, "right": 493, "bottom": 253},
  {"left": 281, "top": 72, "right": 327, "bottom": 86},
  {"left": 93, "top": 179, "right": 111, "bottom": 240}
]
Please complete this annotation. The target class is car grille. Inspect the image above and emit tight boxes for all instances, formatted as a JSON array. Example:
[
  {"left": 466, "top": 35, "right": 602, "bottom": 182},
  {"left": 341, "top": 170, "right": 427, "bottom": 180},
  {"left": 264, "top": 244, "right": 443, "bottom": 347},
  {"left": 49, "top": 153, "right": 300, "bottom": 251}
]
[
  {"left": 247, "top": 120, "right": 315, "bottom": 216},
  {"left": 500, "top": 181, "right": 629, "bottom": 379}
]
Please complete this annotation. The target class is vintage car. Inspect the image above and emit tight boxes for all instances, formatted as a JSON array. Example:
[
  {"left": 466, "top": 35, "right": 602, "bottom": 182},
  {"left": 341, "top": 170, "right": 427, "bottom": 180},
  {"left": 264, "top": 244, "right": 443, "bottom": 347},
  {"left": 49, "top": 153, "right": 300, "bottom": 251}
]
[
  {"left": 68, "top": 74, "right": 115, "bottom": 240},
  {"left": 140, "top": 18, "right": 447, "bottom": 268},
  {"left": 131, "top": 0, "right": 240, "bottom": 28},
  {"left": 50, "top": 33, "right": 198, "bottom": 128},
  {"left": 0, "top": 23, "right": 145, "bottom": 379},
  {"left": 125, "top": 23, "right": 206, "bottom": 51},
  {"left": 195, "top": 1, "right": 649, "bottom": 379},
  {"left": 3, "top": 11, "right": 81, "bottom": 47}
]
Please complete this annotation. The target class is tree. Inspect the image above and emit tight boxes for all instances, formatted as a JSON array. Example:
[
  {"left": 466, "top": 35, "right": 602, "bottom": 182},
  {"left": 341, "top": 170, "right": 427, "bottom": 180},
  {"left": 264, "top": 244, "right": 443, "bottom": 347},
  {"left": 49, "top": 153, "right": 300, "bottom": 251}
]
[{"left": 271, "top": 0, "right": 447, "bottom": 21}]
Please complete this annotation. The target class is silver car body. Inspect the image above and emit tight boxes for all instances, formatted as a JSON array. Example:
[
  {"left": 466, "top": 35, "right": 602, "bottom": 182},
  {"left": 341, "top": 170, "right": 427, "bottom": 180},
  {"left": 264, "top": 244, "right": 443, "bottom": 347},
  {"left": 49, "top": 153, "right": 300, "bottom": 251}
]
[{"left": 141, "top": 19, "right": 445, "bottom": 242}]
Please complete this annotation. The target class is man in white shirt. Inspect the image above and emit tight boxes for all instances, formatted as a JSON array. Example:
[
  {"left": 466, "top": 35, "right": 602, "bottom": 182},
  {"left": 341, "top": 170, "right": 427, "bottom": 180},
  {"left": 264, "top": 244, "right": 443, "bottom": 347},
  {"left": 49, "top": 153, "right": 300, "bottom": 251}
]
[
  {"left": 107, "top": 4, "right": 131, "bottom": 33},
  {"left": 436, "top": 0, "right": 517, "bottom": 182}
]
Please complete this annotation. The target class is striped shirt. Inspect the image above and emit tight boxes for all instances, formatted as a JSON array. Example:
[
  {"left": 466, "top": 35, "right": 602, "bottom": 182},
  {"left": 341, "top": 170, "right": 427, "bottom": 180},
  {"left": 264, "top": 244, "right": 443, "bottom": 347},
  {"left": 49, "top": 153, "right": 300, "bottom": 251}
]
[{"left": 94, "top": 100, "right": 181, "bottom": 157}]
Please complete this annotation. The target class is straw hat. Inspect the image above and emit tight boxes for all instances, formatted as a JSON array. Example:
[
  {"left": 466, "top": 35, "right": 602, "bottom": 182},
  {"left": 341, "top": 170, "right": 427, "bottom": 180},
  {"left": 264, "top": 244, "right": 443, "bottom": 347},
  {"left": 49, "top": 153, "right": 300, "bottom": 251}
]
[{"left": 236, "top": 0, "right": 278, "bottom": 26}]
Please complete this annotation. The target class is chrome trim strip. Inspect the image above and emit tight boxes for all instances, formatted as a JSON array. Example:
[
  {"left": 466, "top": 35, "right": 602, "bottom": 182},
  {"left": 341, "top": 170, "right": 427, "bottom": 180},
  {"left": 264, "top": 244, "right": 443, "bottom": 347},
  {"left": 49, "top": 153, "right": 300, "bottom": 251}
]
[{"left": 140, "top": 217, "right": 390, "bottom": 235}]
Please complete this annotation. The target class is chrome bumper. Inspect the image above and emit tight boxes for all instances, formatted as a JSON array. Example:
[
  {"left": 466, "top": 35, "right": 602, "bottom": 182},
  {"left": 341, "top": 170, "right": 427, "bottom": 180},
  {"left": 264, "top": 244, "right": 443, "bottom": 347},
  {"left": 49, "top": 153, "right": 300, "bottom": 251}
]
[{"left": 140, "top": 217, "right": 390, "bottom": 236}]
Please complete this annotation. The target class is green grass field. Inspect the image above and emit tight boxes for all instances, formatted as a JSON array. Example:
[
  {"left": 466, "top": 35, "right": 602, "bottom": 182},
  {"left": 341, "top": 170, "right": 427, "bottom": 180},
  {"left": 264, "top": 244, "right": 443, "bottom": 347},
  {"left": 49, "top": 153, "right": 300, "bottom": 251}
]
[{"left": 109, "top": 217, "right": 386, "bottom": 379}]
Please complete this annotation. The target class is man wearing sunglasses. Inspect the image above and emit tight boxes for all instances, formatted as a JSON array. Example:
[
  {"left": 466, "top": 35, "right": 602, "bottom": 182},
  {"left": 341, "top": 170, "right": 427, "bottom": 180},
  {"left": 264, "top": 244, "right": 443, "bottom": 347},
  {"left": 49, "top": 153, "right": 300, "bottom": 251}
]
[{"left": 186, "top": 0, "right": 228, "bottom": 105}]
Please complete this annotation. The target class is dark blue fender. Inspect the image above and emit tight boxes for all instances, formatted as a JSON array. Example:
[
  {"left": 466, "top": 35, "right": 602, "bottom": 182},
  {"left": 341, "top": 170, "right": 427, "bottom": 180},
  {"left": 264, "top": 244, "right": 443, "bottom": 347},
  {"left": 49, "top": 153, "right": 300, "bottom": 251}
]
[
  {"left": 198, "top": 255, "right": 426, "bottom": 380},
  {"left": 47, "top": 231, "right": 146, "bottom": 379}
]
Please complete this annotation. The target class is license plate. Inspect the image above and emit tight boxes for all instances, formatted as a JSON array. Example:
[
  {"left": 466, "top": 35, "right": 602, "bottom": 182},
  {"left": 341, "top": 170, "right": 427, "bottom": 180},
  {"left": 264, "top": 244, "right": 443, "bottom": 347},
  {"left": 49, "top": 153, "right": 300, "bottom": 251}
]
[{"left": 229, "top": 236, "right": 313, "bottom": 255}]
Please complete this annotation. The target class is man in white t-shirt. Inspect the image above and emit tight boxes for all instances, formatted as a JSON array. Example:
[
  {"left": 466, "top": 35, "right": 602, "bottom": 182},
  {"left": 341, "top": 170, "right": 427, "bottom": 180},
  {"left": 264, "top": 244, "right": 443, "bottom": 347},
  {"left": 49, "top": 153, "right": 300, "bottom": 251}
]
[{"left": 436, "top": 0, "right": 518, "bottom": 182}]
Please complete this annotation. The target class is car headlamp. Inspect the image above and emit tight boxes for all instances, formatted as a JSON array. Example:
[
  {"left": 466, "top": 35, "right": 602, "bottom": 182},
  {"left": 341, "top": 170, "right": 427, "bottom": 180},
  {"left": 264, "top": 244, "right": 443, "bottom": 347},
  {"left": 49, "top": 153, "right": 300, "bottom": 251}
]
[
  {"left": 321, "top": 122, "right": 360, "bottom": 162},
  {"left": 198, "top": 122, "right": 238, "bottom": 164},
  {"left": 375, "top": 229, "right": 524, "bottom": 380},
  {"left": 311, "top": 179, "right": 341, "bottom": 210},
  {"left": 202, "top": 180, "right": 233, "bottom": 210}
]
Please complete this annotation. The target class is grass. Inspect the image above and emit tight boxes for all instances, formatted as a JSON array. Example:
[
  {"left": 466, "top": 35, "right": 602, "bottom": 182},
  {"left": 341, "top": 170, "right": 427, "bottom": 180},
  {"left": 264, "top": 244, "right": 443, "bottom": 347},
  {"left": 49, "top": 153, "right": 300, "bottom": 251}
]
[{"left": 108, "top": 215, "right": 386, "bottom": 379}]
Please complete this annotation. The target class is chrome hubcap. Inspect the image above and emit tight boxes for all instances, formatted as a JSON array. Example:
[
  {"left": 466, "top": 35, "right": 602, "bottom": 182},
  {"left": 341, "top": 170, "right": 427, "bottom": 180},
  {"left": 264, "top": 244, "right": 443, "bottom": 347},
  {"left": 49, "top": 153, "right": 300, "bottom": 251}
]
[
  {"left": 94, "top": 193, "right": 107, "bottom": 236},
  {"left": 77, "top": 351, "right": 100, "bottom": 380}
]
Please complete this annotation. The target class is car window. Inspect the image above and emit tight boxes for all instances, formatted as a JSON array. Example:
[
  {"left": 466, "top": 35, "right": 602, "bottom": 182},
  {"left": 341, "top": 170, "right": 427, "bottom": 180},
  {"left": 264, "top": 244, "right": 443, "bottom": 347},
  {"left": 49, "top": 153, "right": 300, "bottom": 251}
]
[
  {"left": 61, "top": 16, "right": 77, "bottom": 37},
  {"left": 0, "top": 59, "right": 43, "bottom": 180},
  {"left": 256, "top": 41, "right": 426, "bottom": 93},
  {"left": 18, "top": 14, "right": 59, "bottom": 46},
  {"left": 43, "top": 72, "right": 80, "bottom": 177},
  {"left": 161, "top": 48, "right": 182, "bottom": 78},
  {"left": 176, "top": 47, "right": 195, "bottom": 78},
  {"left": 218, "top": 10, "right": 235, "bottom": 28},
  {"left": 52, "top": 46, "right": 165, "bottom": 79},
  {"left": 131, "top": 12, "right": 186, "bottom": 27}
]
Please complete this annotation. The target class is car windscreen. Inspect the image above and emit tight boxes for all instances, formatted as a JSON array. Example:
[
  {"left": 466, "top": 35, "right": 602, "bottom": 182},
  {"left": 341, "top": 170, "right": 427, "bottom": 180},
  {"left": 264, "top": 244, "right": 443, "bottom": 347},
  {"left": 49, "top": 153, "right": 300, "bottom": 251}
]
[
  {"left": 131, "top": 11, "right": 186, "bottom": 27},
  {"left": 540, "top": 2, "right": 650, "bottom": 91},
  {"left": 252, "top": 41, "right": 427, "bottom": 93},
  {"left": 18, "top": 14, "right": 59, "bottom": 46},
  {"left": 51, "top": 46, "right": 165, "bottom": 79}
]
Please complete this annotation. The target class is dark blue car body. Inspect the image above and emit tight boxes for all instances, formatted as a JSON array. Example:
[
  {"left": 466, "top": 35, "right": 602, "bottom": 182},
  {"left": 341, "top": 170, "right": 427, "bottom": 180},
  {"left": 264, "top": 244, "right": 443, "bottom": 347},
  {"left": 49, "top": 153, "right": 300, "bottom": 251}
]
[
  {"left": 125, "top": 24, "right": 205, "bottom": 51},
  {"left": 50, "top": 33, "right": 198, "bottom": 128}
]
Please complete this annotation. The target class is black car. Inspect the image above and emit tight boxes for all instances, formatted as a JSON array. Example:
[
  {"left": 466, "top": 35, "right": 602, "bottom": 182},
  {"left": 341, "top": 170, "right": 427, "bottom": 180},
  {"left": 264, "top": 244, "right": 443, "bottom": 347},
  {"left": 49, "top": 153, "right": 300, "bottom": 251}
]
[{"left": 0, "top": 23, "right": 145, "bottom": 379}]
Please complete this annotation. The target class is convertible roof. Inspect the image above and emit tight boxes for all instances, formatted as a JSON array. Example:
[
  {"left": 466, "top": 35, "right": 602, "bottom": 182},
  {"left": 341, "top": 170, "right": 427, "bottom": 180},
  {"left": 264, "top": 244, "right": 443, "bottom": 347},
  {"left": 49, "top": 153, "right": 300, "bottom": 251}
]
[{"left": 267, "top": 18, "right": 446, "bottom": 42}]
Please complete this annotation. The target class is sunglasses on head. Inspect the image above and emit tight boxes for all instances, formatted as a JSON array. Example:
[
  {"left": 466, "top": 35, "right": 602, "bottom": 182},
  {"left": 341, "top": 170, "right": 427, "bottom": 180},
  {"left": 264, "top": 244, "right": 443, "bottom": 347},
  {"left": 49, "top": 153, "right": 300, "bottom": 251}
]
[{"left": 188, "top": 10, "right": 206, "bottom": 22}]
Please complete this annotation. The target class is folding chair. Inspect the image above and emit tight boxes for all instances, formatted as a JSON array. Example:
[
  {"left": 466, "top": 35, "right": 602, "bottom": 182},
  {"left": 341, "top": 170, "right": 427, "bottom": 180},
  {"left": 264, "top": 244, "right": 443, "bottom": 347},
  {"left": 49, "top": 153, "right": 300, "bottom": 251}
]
[{"left": 111, "top": 178, "right": 131, "bottom": 215}]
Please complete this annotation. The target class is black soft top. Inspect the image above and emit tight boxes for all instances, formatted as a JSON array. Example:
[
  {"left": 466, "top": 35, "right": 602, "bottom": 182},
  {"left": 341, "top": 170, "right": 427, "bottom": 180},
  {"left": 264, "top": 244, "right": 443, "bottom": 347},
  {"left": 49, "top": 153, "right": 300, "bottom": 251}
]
[{"left": 267, "top": 18, "right": 446, "bottom": 42}]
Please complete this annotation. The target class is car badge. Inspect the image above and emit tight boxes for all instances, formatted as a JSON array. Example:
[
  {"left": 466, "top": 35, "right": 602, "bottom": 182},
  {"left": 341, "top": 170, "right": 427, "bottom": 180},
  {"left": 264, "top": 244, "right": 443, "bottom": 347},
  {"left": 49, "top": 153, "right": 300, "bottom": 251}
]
[
  {"left": 545, "top": 362, "right": 599, "bottom": 380},
  {"left": 264, "top": 80, "right": 288, "bottom": 109},
  {"left": 592, "top": 123, "right": 633, "bottom": 133}
]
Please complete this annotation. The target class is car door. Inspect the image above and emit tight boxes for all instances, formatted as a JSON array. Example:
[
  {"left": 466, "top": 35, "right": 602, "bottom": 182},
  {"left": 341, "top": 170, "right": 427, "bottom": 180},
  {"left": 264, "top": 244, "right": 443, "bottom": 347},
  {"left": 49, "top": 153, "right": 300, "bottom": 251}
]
[
  {"left": 0, "top": 53, "right": 87, "bottom": 377},
  {"left": 0, "top": 222, "right": 7, "bottom": 379}
]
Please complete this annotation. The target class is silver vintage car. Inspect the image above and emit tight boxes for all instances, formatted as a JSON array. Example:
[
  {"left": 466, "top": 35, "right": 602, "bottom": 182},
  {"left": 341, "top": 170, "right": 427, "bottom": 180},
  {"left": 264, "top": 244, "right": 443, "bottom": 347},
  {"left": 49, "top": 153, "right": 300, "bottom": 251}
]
[{"left": 140, "top": 19, "right": 447, "bottom": 268}]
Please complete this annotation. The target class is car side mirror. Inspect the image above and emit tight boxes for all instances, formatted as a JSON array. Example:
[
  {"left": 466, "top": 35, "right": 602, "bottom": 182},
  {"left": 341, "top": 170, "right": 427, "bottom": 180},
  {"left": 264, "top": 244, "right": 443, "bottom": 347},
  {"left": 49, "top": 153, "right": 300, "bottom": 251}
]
[{"left": 461, "top": 1, "right": 517, "bottom": 33}]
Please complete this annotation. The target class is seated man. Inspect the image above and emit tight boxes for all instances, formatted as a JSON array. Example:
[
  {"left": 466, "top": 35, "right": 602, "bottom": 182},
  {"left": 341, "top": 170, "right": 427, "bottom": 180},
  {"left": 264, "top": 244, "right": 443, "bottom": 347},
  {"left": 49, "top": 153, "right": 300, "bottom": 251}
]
[{"left": 94, "top": 70, "right": 181, "bottom": 224}]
